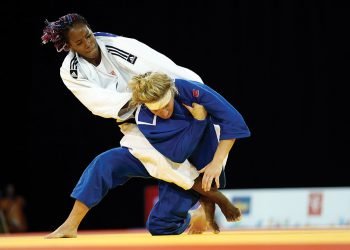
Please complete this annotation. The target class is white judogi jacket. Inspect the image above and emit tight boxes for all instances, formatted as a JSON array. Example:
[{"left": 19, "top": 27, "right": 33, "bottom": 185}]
[{"left": 60, "top": 32, "right": 202, "bottom": 189}]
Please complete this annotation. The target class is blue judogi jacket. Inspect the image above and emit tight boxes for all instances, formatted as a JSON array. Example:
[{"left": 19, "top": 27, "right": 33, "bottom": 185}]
[{"left": 135, "top": 79, "right": 251, "bottom": 173}]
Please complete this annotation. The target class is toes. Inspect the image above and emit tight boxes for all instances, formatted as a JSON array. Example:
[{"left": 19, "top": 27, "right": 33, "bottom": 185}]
[
  {"left": 188, "top": 229, "right": 203, "bottom": 235},
  {"left": 211, "top": 222, "right": 220, "bottom": 234}
]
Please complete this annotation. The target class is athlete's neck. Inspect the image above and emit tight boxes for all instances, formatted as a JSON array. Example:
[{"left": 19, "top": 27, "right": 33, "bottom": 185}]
[{"left": 82, "top": 47, "right": 102, "bottom": 66}]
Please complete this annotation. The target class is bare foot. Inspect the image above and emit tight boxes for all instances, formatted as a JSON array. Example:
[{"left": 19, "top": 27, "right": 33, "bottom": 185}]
[
  {"left": 45, "top": 223, "right": 77, "bottom": 239},
  {"left": 217, "top": 200, "right": 242, "bottom": 222},
  {"left": 200, "top": 197, "right": 220, "bottom": 234},
  {"left": 45, "top": 200, "right": 89, "bottom": 239},
  {"left": 192, "top": 176, "right": 242, "bottom": 223},
  {"left": 209, "top": 219, "right": 220, "bottom": 233},
  {"left": 187, "top": 205, "right": 207, "bottom": 234}
]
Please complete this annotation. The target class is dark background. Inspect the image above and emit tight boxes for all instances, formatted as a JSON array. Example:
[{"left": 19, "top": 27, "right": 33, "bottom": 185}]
[{"left": 1, "top": 0, "right": 349, "bottom": 232}]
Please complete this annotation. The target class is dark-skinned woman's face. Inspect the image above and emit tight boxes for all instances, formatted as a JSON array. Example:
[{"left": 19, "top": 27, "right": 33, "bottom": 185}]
[{"left": 67, "top": 23, "right": 99, "bottom": 60}]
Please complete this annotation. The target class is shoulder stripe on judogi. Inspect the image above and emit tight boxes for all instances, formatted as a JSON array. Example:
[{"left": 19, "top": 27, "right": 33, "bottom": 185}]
[{"left": 106, "top": 45, "right": 137, "bottom": 64}]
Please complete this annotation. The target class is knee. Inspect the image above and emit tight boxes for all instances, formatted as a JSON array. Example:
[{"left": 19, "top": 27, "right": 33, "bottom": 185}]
[
  {"left": 146, "top": 213, "right": 190, "bottom": 236},
  {"left": 146, "top": 219, "right": 164, "bottom": 236},
  {"left": 146, "top": 219, "right": 180, "bottom": 236}
]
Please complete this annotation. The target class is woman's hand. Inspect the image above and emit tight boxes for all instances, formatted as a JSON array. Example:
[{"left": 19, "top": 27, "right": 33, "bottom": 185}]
[
  {"left": 198, "top": 161, "right": 222, "bottom": 191},
  {"left": 183, "top": 103, "right": 207, "bottom": 120}
]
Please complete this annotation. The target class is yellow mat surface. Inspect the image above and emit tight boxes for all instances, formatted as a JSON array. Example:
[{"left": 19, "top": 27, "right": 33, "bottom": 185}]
[{"left": 0, "top": 228, "right": 349, "bottom": 249}]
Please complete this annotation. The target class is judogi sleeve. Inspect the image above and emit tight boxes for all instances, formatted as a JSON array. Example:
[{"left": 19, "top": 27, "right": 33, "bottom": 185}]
[
  {"left": 108, "top": 36, "right": 204, "bottom": 83},
  {"left": 176, "top": 79, "right": 251, "bottom": 140}
]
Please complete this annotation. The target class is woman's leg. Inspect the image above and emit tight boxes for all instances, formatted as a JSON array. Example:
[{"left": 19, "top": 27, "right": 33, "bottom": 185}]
[
  {"left": 45, "top": 199, "right": 88, "bottom": 238},
  {"left": 45, "top": 147, "right": 150, "bottom": 238},
  {"left": 146, "top": 180, "right": 200, "bottom": 235},
  {"left": 192, "top": 175, "right": 242, "bottom": 222}
]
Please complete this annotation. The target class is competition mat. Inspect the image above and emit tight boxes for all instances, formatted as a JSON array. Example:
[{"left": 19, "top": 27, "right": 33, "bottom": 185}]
[{"left": 1, "top": 228, "right": 349, "bottom": 250}]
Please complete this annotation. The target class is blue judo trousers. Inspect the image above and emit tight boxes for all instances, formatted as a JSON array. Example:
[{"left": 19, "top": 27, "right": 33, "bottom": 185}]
[{"left": 70, "top": 122, "right": 224, "bottom": 235}]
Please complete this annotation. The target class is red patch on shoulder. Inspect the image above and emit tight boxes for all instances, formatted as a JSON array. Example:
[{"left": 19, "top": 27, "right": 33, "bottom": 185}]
[{"left": 192, "top": 89, "right": 199, "bottom": 98}]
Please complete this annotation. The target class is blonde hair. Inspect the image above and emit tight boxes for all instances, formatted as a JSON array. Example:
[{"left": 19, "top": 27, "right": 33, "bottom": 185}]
[{"left": 128, "top": 72, "right": 178, "bottom": 108}]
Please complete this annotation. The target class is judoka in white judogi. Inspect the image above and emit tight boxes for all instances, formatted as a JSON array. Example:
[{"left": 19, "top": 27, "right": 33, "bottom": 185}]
[{"left": 60, "top": 32, "right": 206, "bottom": 234}]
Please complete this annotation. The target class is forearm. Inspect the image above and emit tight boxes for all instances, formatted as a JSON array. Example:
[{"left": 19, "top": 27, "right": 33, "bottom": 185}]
[{"left": 212, "top": 139, "right": 236, "bottom": 166}]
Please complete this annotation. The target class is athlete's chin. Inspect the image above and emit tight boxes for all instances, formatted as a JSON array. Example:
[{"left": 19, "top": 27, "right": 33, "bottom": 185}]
[
  {"left": 87, "top": 49, "right": 99, "bottom": 58},
  {"left": 85, "top": 46, "right": 99, "bottom": 58},
  {"left": 162, "top": 115, "right": 171, "bottom": 119}
]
